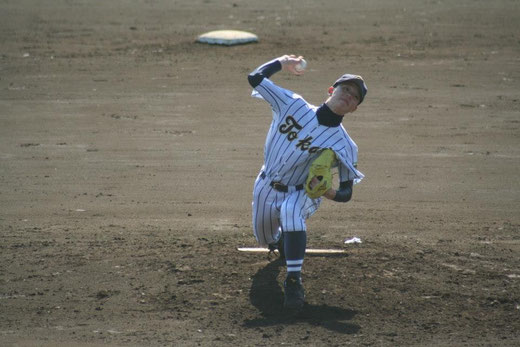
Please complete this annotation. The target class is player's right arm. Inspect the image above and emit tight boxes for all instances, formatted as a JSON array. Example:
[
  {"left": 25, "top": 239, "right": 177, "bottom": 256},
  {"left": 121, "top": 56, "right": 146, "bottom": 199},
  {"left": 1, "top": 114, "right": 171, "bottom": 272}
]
[
  {"left": 247, "top": 58, "right": 282, "bottom": 88},
  {"left": 247, "top": 55, "right": 306, "bottom": 115},
  {"left": 247, "top": 55, "right": 305, "bottom": 88}
]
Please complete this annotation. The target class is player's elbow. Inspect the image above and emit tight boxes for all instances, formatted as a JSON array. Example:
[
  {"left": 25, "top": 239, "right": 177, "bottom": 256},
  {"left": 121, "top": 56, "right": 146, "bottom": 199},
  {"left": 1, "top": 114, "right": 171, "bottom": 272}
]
[
  {"left": 332, "top": 180, "right": 353, "bottom": 203},
  {"left": 248, "top": 72, "right": 263, "bottom": 88},
  {"left": 333, "top": 191, "right": 352, "bottom": 203}
]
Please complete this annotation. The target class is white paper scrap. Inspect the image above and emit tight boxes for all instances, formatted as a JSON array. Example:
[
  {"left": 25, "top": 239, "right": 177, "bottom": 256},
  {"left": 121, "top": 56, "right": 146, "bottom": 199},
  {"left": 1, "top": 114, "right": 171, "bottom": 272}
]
[{"left": 344, "top": 237, "right": 362, "bottom": 244}]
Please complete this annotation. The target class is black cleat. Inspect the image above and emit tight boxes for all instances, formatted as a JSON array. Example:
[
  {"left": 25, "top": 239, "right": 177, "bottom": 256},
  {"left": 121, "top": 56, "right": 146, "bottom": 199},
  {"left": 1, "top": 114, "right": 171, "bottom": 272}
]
[
  {"left": 283, "top": 276, "right": 305, "bottom": 312},
  {"left": 268, "top": 233, "right": 285, "bottom": 259}
]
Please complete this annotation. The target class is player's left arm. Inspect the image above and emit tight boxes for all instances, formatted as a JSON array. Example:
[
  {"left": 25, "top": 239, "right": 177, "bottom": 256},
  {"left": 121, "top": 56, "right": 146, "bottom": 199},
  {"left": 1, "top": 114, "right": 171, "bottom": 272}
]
[
  {"left": 309, "top": 177, "right": 352, "bottom": 201},
  {"left": 327, "top": 180, "right": 353, "bottom": 202},
  {"left": 316, "top": 152, "right": 355, "bottom": 202}
]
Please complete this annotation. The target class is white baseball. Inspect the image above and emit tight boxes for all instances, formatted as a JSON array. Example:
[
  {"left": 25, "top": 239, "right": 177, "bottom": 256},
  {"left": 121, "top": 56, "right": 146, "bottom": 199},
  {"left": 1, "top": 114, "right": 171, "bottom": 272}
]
[{"left": 295, "top": 59, "right": 307, "bottom": 72}]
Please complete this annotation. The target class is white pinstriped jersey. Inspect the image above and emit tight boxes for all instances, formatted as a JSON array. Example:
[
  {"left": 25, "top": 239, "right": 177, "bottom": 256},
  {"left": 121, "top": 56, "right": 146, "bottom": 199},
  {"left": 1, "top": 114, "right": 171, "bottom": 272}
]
[{"left": 252, "top": 77, "right": 364, "bottom": 187}]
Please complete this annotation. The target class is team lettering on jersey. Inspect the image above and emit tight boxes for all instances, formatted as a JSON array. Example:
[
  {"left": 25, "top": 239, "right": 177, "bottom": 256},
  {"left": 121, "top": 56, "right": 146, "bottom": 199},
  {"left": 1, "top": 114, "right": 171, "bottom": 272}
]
[
  {"left": 279, "top": 115, "right": 301, "bottom": 140},
  {"left": 279, "top": 115, "right": 321, "bottom": 154}
]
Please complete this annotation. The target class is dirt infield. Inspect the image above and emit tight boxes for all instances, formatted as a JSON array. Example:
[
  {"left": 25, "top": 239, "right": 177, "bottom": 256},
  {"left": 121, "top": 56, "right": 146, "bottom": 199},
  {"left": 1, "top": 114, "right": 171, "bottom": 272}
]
[{"left": 1, "top": 0, "right": 519, "bottom": 346}]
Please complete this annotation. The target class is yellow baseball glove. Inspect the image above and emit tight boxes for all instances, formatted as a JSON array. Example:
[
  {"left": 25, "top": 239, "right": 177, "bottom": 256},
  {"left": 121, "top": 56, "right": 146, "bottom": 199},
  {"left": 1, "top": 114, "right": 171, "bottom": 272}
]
[{"left": 305, "top": 149, "right": 337, "bottom": 199}]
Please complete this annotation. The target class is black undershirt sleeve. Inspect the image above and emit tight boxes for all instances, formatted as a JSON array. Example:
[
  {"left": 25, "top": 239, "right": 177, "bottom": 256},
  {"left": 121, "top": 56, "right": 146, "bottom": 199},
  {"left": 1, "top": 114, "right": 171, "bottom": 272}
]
[
  {"left": 333, "top": 180, "right": 353, "bottom": 203},
  {"left": 247, "top": 59, "right": 282, "bottom": 88}
]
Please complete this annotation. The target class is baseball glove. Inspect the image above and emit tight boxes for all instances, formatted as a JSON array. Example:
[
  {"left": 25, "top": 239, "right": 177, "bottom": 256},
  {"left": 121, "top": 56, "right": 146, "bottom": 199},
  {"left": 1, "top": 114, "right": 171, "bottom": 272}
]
[{"left": 305, "top": 149, "right": 337, "bottom": 199}]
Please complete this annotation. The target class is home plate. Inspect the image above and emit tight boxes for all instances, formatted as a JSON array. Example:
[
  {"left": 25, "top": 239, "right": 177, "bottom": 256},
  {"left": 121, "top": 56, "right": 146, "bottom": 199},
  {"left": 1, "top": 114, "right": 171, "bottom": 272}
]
[{"left": 237, "top": 247, "right": 347, "bottom": 255}]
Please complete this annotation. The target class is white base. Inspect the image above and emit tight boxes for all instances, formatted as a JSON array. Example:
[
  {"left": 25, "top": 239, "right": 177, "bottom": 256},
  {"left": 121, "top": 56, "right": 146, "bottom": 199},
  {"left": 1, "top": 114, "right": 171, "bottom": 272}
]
[
  {"left": 237, "top": 247, "right": 347, "bottom": 254},
  {"left": 197, "top": 30, "right": 258, "bottom": 46}
]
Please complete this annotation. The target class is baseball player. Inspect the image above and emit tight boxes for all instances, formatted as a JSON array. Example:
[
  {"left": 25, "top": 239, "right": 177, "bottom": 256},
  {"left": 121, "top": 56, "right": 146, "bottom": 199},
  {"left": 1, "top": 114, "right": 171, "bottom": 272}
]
[{"left": 247, "top": 54, "right": 367, "bottom": 312}]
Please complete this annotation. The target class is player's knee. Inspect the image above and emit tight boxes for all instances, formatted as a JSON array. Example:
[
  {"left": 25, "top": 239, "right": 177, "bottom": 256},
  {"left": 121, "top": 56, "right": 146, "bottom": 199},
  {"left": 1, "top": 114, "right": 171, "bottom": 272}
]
[{"left": 280, "top": 212, "right": 306, "bottom": 232}]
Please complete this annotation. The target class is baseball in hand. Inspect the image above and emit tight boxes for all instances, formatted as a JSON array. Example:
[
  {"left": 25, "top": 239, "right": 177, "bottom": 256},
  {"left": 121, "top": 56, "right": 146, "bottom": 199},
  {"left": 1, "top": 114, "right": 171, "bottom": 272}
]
[{"left": 295, "top": 59, "right": 307, "bottom": 72}]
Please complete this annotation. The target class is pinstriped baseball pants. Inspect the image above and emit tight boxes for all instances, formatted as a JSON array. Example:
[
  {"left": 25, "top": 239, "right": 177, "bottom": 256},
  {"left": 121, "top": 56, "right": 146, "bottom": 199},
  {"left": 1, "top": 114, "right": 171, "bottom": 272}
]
[{"left": 252, "top": 171, "right": 321, "bottom": 246}]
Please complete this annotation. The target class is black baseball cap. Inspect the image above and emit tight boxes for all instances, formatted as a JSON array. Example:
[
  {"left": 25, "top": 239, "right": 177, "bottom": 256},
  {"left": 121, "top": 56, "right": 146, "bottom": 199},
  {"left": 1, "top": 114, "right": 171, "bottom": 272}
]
[{"left": 333, "top": 74, "right": 368, "bottom": 105}]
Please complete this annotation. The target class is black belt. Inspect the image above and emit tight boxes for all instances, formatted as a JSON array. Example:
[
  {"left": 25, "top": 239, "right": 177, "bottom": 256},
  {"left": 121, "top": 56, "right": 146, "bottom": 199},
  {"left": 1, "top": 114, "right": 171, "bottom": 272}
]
[{"left": 260, "top": 172, "right": 304, "bottom": 193}]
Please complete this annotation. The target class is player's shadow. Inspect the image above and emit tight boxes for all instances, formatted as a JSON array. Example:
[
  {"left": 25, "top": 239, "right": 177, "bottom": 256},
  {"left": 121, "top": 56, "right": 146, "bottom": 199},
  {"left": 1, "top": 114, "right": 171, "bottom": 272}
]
[{"left": 243, "top": 257, "right": 360, "bottom": 334}]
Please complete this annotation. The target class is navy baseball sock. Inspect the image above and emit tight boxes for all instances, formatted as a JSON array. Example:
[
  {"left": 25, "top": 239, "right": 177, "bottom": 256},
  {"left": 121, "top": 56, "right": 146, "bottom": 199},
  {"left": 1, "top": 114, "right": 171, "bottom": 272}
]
[{"left": 284, "top": 231, "right": 306, "bottom": 279}]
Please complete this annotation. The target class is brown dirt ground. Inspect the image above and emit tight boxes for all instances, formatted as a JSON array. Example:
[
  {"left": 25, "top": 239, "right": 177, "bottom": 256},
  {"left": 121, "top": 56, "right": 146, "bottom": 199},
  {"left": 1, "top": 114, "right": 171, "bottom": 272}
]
[{"left": 1, "top": 0, "right": 519, "bottom": 346}]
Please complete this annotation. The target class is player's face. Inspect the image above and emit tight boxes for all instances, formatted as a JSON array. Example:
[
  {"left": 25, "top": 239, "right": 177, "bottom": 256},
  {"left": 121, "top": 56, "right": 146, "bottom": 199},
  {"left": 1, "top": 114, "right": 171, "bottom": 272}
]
[{"left": 329, "top": 82, "right": 360, "bottom": 114}]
